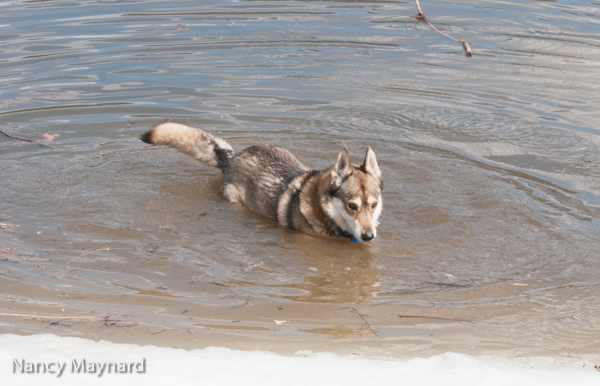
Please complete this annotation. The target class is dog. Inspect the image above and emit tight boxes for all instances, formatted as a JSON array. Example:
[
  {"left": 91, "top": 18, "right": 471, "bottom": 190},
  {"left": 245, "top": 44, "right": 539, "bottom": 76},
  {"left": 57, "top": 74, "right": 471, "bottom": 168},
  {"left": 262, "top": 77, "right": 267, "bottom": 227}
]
[{"left": 140, "top": 122, "right": 383, "bottom": 242}]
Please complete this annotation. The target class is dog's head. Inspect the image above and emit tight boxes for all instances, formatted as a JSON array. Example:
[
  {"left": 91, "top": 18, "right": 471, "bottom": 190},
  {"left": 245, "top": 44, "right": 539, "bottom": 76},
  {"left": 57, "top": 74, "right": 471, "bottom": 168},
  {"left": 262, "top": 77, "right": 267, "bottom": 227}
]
[{"left": 325, "top": 146, "right": 383, "bottom": 242}]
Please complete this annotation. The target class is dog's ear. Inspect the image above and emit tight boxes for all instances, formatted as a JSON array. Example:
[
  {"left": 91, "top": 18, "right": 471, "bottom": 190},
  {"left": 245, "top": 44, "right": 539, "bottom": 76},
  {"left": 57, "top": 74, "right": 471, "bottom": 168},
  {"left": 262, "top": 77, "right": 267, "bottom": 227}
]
[
  {"left": 333, "top": 147, "right": 353, "bottom": 185},
  {"left": 361, "top": 146, "right": 381, "bottom": 181}
]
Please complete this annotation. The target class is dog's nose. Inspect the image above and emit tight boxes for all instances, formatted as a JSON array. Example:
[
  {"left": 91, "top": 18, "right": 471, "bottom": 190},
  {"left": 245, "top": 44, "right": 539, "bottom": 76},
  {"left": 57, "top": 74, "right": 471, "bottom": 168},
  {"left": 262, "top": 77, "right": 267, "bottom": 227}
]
[{"left": 361, "top": 232, "right": 374, "bottom": 241}]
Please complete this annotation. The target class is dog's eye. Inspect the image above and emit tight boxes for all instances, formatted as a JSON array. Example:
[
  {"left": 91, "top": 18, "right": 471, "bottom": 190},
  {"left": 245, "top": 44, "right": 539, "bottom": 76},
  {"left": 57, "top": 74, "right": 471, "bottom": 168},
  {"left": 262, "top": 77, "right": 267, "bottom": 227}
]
[
  {"left": 347, "top": 203, "right": 358, "bottom": 211},
  {"left": 371, "top": 202, "right": 378, "bottom": 210}
]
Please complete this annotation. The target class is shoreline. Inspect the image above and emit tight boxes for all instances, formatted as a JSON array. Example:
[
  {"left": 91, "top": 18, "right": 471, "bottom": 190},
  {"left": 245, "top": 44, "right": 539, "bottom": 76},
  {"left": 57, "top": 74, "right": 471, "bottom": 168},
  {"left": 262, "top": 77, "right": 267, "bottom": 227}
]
[{"left": 1, "top": 333, "right": 598, "bottom": 385}]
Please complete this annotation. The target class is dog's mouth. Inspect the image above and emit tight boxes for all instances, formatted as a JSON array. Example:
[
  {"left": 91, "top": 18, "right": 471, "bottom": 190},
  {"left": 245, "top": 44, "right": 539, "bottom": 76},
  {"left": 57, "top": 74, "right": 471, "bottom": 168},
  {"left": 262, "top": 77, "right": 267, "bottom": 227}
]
[
  {"left": 346, "top": 219, "right": 377, "bottom": 243},
  {"left": 349, "top": 225, "right": 376, "bottom": 243}
]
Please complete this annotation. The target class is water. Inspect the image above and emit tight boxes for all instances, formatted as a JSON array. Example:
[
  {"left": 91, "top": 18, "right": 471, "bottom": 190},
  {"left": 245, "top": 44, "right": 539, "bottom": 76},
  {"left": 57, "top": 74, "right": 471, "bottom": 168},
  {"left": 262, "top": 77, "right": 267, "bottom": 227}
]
[{"left": 1, "top": 0, "right": 599, "bottom": 358}]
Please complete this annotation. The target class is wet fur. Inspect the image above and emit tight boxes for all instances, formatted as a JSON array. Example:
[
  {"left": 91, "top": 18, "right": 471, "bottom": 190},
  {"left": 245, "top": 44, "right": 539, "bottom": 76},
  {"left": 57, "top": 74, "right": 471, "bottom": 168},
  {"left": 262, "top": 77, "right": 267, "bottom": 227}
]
[{"left": 141, "top": 122, "right": 383, "bottom": 242}]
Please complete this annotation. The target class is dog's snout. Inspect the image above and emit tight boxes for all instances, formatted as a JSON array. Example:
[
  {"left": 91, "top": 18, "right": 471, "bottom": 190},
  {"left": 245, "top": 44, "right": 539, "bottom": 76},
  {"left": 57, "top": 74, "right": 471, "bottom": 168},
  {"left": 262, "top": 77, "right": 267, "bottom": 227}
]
[{"left": 361, "top": 232, "right": 374, "bottom": 241}]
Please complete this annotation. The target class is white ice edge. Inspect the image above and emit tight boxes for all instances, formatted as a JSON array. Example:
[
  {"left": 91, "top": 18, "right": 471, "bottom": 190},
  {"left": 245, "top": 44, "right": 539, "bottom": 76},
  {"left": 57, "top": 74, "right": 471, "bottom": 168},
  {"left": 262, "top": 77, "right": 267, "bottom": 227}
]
[{"left": 1, "top": 333, "right": 598, "bottom": 386}]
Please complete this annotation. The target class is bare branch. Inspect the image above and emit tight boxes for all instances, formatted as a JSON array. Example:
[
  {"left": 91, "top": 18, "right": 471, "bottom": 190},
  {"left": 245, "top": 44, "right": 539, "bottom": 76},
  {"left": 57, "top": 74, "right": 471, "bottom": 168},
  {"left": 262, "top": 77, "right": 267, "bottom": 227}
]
[
  {"left": 352, "top": 307, "right": 379, "bottom": 337},
  {"left": 412, "top": 1, "right": 473, "bottom": 57}
]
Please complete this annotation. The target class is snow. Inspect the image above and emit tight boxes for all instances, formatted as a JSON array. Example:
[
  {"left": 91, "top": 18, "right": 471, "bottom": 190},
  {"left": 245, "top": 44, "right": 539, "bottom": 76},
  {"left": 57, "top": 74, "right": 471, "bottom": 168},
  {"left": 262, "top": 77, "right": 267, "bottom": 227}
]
[{"left": 0, "top": 333, "right": 596, "bottom": 386}]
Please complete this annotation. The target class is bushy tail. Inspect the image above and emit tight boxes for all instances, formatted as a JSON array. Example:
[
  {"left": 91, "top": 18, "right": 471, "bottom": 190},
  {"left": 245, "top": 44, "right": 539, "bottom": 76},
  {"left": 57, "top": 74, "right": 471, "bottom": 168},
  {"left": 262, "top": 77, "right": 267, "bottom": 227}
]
[{"left": 140, "top": 122, "right": 235, "bottom": 170}]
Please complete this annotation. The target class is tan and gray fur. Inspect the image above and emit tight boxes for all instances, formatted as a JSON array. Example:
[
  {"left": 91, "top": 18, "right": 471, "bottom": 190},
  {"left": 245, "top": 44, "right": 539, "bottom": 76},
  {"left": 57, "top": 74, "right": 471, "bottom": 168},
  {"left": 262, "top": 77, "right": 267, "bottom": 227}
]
[{"left": 140, "top": 122, "right": 383, "bottom": 242}]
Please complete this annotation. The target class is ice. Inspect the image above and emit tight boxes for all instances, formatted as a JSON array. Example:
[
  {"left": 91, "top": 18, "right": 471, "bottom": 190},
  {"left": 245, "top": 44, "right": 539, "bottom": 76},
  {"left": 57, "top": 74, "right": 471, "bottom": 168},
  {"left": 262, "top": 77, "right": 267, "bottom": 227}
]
[{"left": 1, "top": 334, "right": 597, "bottom": 386}]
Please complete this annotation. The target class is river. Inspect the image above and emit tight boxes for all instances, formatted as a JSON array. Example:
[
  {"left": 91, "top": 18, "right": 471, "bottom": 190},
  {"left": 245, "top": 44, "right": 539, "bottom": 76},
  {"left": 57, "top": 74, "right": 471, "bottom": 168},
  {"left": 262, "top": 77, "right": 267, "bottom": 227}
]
[{"left": 1, "top": 0, "right": 599, "bottom": 360}]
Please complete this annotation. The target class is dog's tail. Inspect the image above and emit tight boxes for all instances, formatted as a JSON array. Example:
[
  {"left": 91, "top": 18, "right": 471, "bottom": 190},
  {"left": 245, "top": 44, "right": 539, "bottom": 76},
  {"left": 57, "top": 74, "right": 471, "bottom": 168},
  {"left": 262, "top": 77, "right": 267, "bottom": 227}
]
[{"left": 140, "top": 122, "right": 235, "bottom": 171}]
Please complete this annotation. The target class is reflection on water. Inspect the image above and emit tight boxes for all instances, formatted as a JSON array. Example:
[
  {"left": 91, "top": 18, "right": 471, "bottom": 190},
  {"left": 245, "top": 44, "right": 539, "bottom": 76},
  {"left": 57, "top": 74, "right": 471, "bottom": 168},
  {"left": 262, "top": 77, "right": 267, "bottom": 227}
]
[
  {"left": 235, "top": 236, "right": 380, "bottom": 303},
  {"left": 300, "top": 325, "right": 377, "bottom": 339},
  {"left": 1, "top": 0, "right": 599, "bottom": 358}
]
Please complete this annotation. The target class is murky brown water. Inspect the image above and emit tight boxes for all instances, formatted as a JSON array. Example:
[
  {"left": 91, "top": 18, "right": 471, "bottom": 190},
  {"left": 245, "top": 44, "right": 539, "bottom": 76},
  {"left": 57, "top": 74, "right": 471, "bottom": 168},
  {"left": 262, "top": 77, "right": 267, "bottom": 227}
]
[{"left": 1, "top": 0, "right": 599, "bottom": 359}]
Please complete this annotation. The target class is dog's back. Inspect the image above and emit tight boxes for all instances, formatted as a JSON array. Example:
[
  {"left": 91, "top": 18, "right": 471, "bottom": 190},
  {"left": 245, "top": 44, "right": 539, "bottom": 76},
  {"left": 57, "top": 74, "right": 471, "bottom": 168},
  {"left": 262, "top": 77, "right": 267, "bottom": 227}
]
[
  {"left": 221, "top": 144, "right": 309, "bottom": 221},
  {"left": 141, "top": 122, "right": 308, "bottom": 221}
]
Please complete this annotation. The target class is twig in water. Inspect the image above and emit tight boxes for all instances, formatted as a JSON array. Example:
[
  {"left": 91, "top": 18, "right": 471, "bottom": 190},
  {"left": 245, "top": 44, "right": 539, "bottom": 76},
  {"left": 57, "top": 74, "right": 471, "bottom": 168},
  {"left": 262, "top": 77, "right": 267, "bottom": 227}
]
[
  {"left": 352, "top": 307, "right": 379, "bottom": 337},
  {"left": 424, "top": 281, "right": 467, "bottom": 287},
  {"left": 101, "top": 315, "right": 135, "bottom": 328},
  {"left": 208, "top": 281, "right": 253, "bottom": 294},
  {"left": 230, "top": 295, "right": 251, "bottom": 309},
  {"left": 189, "top": 273, "right": 206, "bottom": 285},
  {"left": 398, "top": 314, "right": 471, "bottom": 323},
  {"left": 0, "top": 130, "right": 35, "bottom": 143},
  {"left": 48, "top": 319, "right": 71, "bottom": 327},
  {"left": 208, "top": 281, "right": 233, "bottom": 288},
  {"left": 102, "top": 315, "right": 116, "bottom": 327},
  {"left": 244, "top": 261, "right": 263, "bottom": 272},
  {"left": 412, "top": 0, "right": 473, "bottom": 57}
]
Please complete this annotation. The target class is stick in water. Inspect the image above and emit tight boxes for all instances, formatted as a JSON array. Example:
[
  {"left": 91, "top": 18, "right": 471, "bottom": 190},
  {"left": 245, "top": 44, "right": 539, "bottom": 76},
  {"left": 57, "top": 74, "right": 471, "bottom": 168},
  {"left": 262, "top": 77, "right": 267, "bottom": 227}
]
[
  {"left": 0, "top": 130, "right": 34, "bottom": 142},
  {"left": 413, "top": 0, "right": 472, "bottom": 57}
]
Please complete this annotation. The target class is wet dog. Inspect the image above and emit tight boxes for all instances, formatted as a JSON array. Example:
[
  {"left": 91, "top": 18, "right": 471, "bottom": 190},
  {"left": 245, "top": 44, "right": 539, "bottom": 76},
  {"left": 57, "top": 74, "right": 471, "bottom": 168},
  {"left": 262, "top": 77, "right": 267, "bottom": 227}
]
[{"left": 140, "top": 122, "right": 383, "bottom": 242}]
